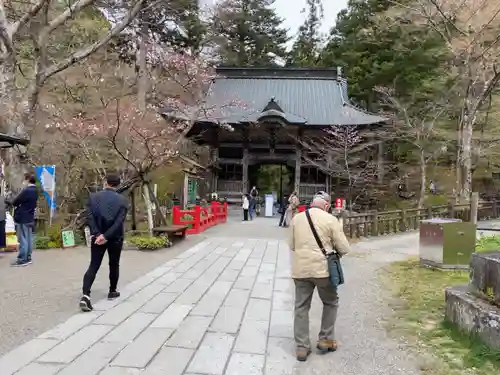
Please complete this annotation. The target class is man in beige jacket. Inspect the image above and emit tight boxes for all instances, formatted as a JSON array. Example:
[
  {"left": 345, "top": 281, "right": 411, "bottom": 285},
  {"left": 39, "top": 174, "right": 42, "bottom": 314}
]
[{"left": 288, "top": 192, "right": 351, "bottom": 361}]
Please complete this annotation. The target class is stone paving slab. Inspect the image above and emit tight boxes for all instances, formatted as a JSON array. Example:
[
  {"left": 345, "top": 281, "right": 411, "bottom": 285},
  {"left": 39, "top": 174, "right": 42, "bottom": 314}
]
[{"left": 0, "top": 235, "right": 420, "bottom": 375}]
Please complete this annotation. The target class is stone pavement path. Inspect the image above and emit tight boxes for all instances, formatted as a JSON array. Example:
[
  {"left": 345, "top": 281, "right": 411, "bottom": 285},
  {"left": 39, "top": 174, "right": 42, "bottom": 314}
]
[{"left": 0, "top": 222, "right": 422, "bottom": 375}]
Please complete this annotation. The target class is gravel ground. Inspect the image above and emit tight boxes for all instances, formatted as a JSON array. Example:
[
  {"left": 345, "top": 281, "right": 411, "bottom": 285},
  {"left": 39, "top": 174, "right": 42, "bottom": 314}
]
[{"left": 0, "top": 236, "right": 204, "bottom": 357}]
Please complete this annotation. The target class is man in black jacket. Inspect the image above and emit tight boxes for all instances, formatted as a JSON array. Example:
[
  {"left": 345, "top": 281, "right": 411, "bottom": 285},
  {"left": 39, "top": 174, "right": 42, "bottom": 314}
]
[
  {"left": 80, "top": 174, "right": 128, "bottom": 312},
  {"left": 10, "top": 173, "right": 39, "bottom": 267}
]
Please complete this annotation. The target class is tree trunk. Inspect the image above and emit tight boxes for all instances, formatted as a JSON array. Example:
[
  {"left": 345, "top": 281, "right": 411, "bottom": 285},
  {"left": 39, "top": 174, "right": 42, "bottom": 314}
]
[
  {"left": 418, "top": 151, "right": 426, "bottom": 208},
  {"left": 142, "top": 182, "right": 154, "bottom": 235},
  {"left": 461, "top": 119, "right": 473, "bottom": 201}
]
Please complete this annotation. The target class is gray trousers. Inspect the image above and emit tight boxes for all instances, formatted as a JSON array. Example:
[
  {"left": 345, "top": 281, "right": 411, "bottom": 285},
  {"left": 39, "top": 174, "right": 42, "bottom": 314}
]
[{"left": 293, "top": 277, "right": 339, "bottom": 349}]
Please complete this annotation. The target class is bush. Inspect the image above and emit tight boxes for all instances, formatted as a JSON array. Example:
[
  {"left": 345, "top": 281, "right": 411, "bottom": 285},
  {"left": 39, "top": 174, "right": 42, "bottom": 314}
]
[
  {"left": 35, "top": 236, "right": 50, "bottom": 250},
  {"left": 128, "top": 235, "right": 171, "bottom": 250},
  {"left": 46, "top": 224, "right": 63, "bottom": 248}
]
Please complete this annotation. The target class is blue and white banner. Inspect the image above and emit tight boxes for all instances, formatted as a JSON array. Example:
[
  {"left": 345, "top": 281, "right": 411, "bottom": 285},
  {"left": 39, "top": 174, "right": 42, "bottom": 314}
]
[{"left": 34, "top": 165, "right": 56, "bottom": 219}]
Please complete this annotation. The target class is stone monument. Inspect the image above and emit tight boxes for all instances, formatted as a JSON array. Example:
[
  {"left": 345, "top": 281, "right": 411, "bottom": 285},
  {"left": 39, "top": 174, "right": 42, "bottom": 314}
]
[{"left": 445, "top": 252, "right": 500, "bottom": 349}]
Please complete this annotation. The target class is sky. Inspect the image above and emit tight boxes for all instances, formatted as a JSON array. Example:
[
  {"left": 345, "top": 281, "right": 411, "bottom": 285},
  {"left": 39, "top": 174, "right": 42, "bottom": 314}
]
[
  {"left": 273, "top": 0, "right": 348, "bottom": 39},
  {"left": 200, "top": 0, "right": 349, "bottom": 40}
]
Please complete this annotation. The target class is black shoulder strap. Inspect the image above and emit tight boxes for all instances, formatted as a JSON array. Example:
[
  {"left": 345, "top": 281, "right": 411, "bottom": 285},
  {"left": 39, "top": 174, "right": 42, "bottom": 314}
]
[{"left": 305, "top": 209, "right": 328, "bottom": 257}]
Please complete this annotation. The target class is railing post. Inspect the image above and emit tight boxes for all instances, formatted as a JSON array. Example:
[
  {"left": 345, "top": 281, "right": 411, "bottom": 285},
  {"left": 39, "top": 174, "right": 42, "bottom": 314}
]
[
  {"left": 470, "top": 192, "right": 479, "bottom": 224},
  {"left": 193, "top": 206, "right": 202, "bottom": 234},
  {"left": 173, "top": 206, "right": 180, "bottom": 225},
  {"left": 371, "top": 212, "right": 378, "bottom": 236},
  {"left": 447, "top": 202, "right": 455, "bottom": 219},
  {"left": 399, "top": 210, "right": 407, "bottom": 232},
  {"left": 223, "top": 202, "right": 228, "bottom": 222},
  {"left": 493, "top": 199, "right": 498, "bottom": 218}
]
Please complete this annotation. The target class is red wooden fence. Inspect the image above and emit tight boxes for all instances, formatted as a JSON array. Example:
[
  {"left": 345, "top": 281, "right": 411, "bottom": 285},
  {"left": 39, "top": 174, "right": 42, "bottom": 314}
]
[{"left": 172, "top": 202, "right": 228, "bottom": 235}]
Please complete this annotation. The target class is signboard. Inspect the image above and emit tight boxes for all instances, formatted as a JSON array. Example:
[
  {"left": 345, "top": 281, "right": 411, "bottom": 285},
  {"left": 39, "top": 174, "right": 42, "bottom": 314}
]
[
  {"left": 62, "top": 230, "right": 76, "bottom": 248},
  {"left": 335, "top": 198, "right": 346, "bottom": 209}
]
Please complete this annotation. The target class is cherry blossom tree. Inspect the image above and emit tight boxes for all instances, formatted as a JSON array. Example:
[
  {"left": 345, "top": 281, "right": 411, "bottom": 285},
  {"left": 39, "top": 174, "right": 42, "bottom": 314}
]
[
  {"left": 300, "top": 125, "right": 381, "bottom": 210},
  {"left": 46, "top": 50, "right": 242, "bottom": 232}
]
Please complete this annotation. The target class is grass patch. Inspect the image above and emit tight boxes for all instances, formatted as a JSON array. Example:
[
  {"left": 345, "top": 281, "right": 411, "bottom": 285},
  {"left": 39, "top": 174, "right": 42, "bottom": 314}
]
[
  {"left": 476, "top": 235, "right": 500, "bottom": 253},
  {"left": 381, "top": 259, "right": 500, "bottom": 375}
]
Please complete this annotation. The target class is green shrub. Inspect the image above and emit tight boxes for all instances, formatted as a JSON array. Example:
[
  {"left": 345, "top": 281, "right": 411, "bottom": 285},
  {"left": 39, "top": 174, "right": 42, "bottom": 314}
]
[
  {"left": 47, "top": 241, "right": 60, "bottom": 249},
  {"left": 128, "top": 235, "right": 171, "bottom": 250},
  {"left": 35, "top": 236, "right": 51, "bottom": 250},
  {"left": 46, "top": 224, "right": 63, "bottom": 248}
]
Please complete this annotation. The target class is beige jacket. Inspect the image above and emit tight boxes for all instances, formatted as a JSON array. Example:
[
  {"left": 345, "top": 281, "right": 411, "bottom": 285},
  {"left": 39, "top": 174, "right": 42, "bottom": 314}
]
[{"left": 288, "top": 208, "right": 351, "bottom": 279}]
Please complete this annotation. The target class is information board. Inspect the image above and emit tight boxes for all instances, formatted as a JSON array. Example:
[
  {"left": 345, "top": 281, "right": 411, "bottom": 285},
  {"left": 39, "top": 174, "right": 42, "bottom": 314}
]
[{"left": 62, "top": 230, "right": 76, "bottom": 248}]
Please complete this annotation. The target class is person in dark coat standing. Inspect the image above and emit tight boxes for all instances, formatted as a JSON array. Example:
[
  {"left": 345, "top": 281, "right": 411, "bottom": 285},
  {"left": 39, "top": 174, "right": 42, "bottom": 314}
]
[
  {"left": 0, "top": 188, "right": 6, "bottom": 251},
  {"left": 10, "top": 173, "right": 38, "bottom": 266},
  {"left": 80, "top": 174, "right": 128, "bottom": 312}
]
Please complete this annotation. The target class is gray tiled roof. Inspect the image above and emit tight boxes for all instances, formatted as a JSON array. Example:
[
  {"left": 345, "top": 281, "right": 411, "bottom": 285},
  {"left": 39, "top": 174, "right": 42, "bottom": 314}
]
[{"left": 202, "top": 75, "right": 386, "bottom": 126}]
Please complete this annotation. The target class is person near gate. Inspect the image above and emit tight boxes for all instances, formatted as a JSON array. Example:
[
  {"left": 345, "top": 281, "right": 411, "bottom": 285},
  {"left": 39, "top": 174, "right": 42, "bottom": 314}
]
[
  {"left": 9, "top": 173, "right": 38, "bottom": 266},
  {"left": 288, "top": 192, "right": 351, "bottom": 362},
  {"left": 0, "top": 187, "right": 6, "bottom": 251},
  {"left": 249, "top": 186, "right": 258, "bottom": 219},
  {"left": 284, "top": 191, "right": 299, "bottom": 227},
  {"left": 278, "top": 194, "right": 289, "bottom": 227},
  {"left": 80, "top": 173, "right": 128, "bottom": 312},
  {"left": 242, "top": 193, "right": 250, "bottom": 221}
]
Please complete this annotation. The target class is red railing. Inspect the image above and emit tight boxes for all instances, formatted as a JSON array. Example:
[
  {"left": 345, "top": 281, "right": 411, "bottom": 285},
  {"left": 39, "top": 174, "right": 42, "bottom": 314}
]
[{"left": 172, "top": 202, "right": 228, "bottom": 234}]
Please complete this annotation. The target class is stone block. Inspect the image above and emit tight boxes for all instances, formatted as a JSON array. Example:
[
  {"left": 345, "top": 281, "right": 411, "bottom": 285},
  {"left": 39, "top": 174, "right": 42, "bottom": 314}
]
[
  {"left": 445, "top": 285, "right": 500, "bottom": 349},
  {"left": 150, "top": 303, "right": 193, "bottom": 329},
  {"left": 244, "top": 298, "right": 271, "bottom": 321},
  {"left": 163, "top": 278, "right": 193, "bottom": 293},
  {"left": 191, "top": 281, "right": 233, "bottom": 316},
  {"left": 272, "top": 291, "right": 294, "bottom": 310},
  {"left": 224, "top": 289, "right": 250, "bottom": 307},
  {"left": 470, "top": 252, "right": 500, "bottom": 304},
  {"left": 166, "top": 316, "right": 212, "bottom": 349},
  {"left": 111, "top": 328, "right": 173, "bottom": 368},
  {"left": 0, "top": 339, "right": 60, "bottom": 375},
  {"left": 141, "top": 347, "right": 194, "bottom": 375},
  {"left": 225, "top": 353, "right": 265, "bottom": 375},
  {"left": 233, "top": 319, "right": 268, "bottom": 354},
  {"left": 269, "top": 310, "right": 294, "bottom": 338},
  {"left": 57, "top": 341, "right": 126, "bottom": 375},
  {"left": 94, "top": 301, "right": 142, "bottom": 326},
  {"left": 38, "top": 311, "right": 102, "bottom": 340},
  {"left": 251, "top": 282, "right": 273, "bottom": 299},
  {"left": 140, "top": 292, "right": 177, "bottom": 314},
  {"left": 38, "top": 325, "right": 113, "bottom": 364},
  {"left": 187, "top": 332, "right": 234, "bottom": 375},
  {"left": 14, "top": 363, "right": 63, "bottom": 375},
  {"left": 234, "top": 276, "right": 256, "bottom": 290},
  {"left": 210, "top": 305, "right": 245, "bottom": 334},
  {"left": 99, "top": 367, "right": 142, "bottom": 375},
  {"left": 218, "top": 268, "right": 240, "bottom": 282},
  {"left": 102, "top": 312, "right": 157, "bottom": 343},
  {"left": 265, "top": 337, "right": 296, "bottom": 375}
]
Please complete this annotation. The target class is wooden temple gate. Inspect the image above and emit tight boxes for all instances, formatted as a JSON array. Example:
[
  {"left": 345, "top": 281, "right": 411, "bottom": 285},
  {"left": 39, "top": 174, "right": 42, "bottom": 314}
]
[{"left": 178, "top": 66, "right": 386, "bottom": 204}]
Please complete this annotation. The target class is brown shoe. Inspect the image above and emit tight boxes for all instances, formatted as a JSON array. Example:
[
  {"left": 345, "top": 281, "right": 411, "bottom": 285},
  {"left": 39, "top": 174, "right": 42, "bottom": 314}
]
[
  {"left": 317, "top": 339, "right": 338, "bottom": 354},
  {"left": 296, "top": 347, "right": 312, "bottom": 362}
]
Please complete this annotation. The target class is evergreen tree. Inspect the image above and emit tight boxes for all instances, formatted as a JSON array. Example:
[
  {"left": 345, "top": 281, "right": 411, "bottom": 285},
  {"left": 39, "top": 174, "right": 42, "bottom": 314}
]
[
  {"left": 287, "top": 0, "right": 324, "bottom": 67},
  {"left": 211, "top": 0, "right": 289, "bottom": 66},
  {"left": 319, "top": 0, "right": 448, "bottom": 109}
]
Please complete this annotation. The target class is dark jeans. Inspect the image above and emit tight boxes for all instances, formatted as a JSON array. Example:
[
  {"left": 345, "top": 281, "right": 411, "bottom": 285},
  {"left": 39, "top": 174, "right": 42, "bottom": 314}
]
[
  {"left": 16, "top": 222, "right": 34, "bottom": 261},
  {"left": 278, "top": 211, "right": 286, "bottom": 226},
  {"left": 243, "top": 209, "right": 249, "bottom": 221},
  {"left": 0, "top": 220, "right": 5, "bottom": 248},
  {"left": 82, "top": 239, "right": 123, "bottom": 296}
]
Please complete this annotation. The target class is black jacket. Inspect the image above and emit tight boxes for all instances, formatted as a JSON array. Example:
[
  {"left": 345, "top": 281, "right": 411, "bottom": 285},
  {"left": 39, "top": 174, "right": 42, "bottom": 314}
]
[
  {"left": 87, "top": 188, "right": 128, "bottom": 241},
  {"left": 12, "top": 185, "right": 39, "bottom": 224}
]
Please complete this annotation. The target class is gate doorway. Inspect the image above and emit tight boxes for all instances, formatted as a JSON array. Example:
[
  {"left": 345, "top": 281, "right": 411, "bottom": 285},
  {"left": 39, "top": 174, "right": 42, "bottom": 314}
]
[{"left": 249, "top": 164, "right": 293, "bottom": 203}]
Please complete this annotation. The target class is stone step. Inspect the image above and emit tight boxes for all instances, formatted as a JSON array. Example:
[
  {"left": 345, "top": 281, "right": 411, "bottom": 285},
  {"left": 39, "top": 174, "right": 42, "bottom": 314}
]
[
  {"left": 469, "top": 252, "right": 500, "bottom": 304},
  {"left": 445, "top": 285, "right": 500, "bottom": 349}
]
